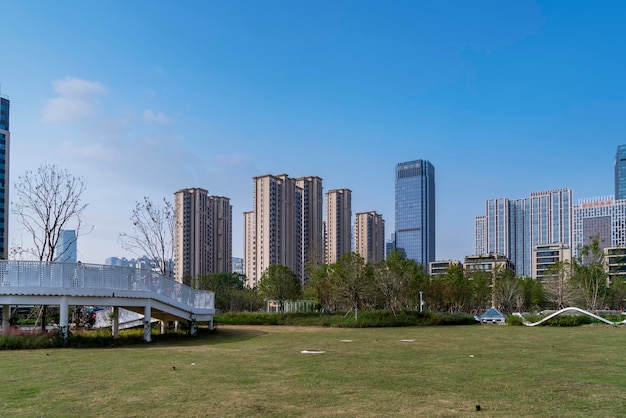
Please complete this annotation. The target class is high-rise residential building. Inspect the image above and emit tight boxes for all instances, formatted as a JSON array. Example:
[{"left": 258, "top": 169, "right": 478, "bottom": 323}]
[
  {"left": 394, "top": 160, "right": 435, "bottom": 267},
  {"left": 475, "top": 188, "right": 573, "bottom": 278},
  {"left": 354, "top": 211, "right": 385, "bottom": 264},
  {"left": 207, "top": 195, "right": 233, "bottom": 275},
  {"left": 615, "top": 145, "right": 626, "bottom": 200},
  {"left": 244, "top": 174, "right": 304, "bottom": 288},
  {"left": 296, "top": 176, "right": 324, "bottom": 280},
  {"left": 572, "top": 196, "right": 626, "bottom": 257},
  {"left": 0, "top": 94, "right": 9, "bottom": 260},
  {"left": 325, "top": 188, "right": 352, "bottom": 264},
  {"left": 474, "top": 216, "right": 487, "bottom": 256},
  {"left": 56, "top": 229, "right": 77, "bottom": 263},
  {"left": 174, "top": 187, "right": 232, "bottom": 286}
]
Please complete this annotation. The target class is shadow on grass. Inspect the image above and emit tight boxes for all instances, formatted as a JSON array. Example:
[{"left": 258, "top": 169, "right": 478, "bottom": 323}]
[{"left": 0, "top": 326, "right": 268, "bottom": 350}]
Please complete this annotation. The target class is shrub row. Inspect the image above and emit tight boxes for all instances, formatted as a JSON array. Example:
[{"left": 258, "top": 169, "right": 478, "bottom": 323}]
[{"left": 215, "top": 310, "right": 478, "bottom": 327}]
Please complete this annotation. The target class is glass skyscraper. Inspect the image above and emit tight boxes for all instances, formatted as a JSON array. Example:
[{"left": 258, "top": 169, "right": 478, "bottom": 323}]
[
  {"left": 0, "top": 94, "right": 9, "bottom": 260},
  {"left": 615, "top": 145, "right": 626, "bottom": 200},
  {"left": 394, "top": 160, "right": 435, "bottom": 267},
  {"left": 56, "top": 229, "right": 77, "bottom": 263}
]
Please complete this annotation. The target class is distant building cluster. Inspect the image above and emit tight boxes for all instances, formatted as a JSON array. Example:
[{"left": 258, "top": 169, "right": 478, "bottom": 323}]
[
  {"left": 6, "top": 84, "right": 626, "bottom": 288},
  {"left": 463, "top": 145, "right": 626, "bottom": 282}
]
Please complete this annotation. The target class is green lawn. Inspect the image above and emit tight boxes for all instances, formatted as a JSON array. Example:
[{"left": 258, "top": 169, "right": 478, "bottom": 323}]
[{"left": 1, "top": 324, "right": 626, "bottom": 417}]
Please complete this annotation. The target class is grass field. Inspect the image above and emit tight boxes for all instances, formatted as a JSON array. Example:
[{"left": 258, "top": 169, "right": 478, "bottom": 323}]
[{"left": 1, "top": 324, "right": 626, "bottom": 417}]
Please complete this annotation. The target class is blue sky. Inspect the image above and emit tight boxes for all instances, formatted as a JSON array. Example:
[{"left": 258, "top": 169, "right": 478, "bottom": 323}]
[{"left": 2, "top": 1, "right": 626, "bottom": 264}]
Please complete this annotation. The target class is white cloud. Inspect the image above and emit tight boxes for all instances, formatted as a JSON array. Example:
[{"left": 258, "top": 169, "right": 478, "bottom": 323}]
[
  {"left": 142, "top": 109, "right": 174, "bottom": 124},
  {"left": 42, "top": 77, "right": 107, "bottom": 123}
]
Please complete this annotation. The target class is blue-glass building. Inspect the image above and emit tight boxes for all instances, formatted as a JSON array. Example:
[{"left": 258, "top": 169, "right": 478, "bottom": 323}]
[
  {"left": 615, "top": 145, "right": 626, "bottom": 200},
  {"left": 475, "top": 189, "right": 572, "bottom": 277},
  {"left": 56, "top": 229, "right": 77, "bottom": 263},
  {"left": 0, "top": 95, "right": 9, "bottom": 260},
  {"left": 394, "top": 160, "right": 435, "bottom": 267}
]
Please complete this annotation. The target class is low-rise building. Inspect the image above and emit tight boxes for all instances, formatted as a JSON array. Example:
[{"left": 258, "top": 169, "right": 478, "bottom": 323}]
[
  {"left": 464, "top": 253, "right": 515, "bottom": 277},
  {"left": 604, "top": 247, "right": 626, "bottom": 284},
  {"left": 428, "top": 260, "right": 462, "bottom": 277},
  {"left": 533, "top": 243, "right": 572, "bottom": 281}
]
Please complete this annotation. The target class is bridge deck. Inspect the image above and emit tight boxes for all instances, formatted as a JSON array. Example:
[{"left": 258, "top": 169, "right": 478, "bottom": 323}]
[{"left": 0, "top": 261, "right": 215, "bottom": 341}]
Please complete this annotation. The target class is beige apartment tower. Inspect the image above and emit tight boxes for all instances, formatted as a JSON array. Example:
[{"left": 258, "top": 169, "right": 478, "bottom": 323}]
[
  {"left": 326, "top": 189, "right": 352, "bottom": 264},
  {"left": 244, "top": 174, "right": 303, "bottom": 288},
  {"left": 296, "top": 176, "right": 324, "bottom": 280},
  {"left": 174, "top": 188, "right": 232, "bottom": 286},
  {"left": 354, "top": 211, "right": 385, "bottom": 264}
]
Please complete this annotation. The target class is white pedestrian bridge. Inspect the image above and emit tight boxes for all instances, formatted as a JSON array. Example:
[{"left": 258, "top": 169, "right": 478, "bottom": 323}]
[{"left": 0, "top": 260, "right": 215, "bottom": 342}]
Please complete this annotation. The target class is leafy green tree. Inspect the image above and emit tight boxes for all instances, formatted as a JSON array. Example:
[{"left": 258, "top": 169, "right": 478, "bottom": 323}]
[
  {"left": 608, "top": 278, "right": 626, "bottom": 310},
  {"left": 305, "top": 263, "right": 338, "bottom": 312},
  {"left": 573, "top": 236, "right": 608, "bottom": 311},
  {"left": 196, "top": 272, "right": 248, "bottom": 312},
  {"left": 333, "top": 252, "right": 370, "bottom": 320},
  {"left": 520, "top": 277, "right": 545, "bottom": 312},
  {"left": 371, "top": 251, "right": 426, "bottom": 314},
  {"left": 469, "top": 270, "right": 493, "bottom": 314},
  {"left": 258, "top": 265, "right": 302, "bottom": 312}
]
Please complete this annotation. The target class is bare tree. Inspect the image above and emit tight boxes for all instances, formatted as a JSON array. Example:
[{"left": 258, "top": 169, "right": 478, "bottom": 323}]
[
  {"left": 12, "top": 164, "right": 90, "bottom": 262},
  {"left": 119, "top": 197, "right": 174, "bottom": 277},
  {"left": 543, "top": 261, "right": 579, "bottom": 309}
]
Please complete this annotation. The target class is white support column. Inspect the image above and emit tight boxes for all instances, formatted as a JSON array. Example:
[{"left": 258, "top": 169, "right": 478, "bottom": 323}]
[
  {"left": 143, "top": 304, "right": 152, "bottom": 342},
  {"left": 2, "top": 304, "right": 10, "bottom": 334},
  {"left": 59, "top": 296, "right": 69, "bottom": 340},
  {"left": 112, "top": 306, "right": 119, "bottom": 338},
  {"left": 209, "top": 317, "right": 214, "bottom": 331},
  {"left": 160, "top": 320, "right": 166, "bottom": 335}
]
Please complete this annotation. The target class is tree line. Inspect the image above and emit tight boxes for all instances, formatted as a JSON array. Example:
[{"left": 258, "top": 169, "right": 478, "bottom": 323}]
[
  {"left": 13, "top": 165, "right": 622, "bottom": 318},
  {"left": 196, "top": 237, "right": 626, "bottom": 316}
]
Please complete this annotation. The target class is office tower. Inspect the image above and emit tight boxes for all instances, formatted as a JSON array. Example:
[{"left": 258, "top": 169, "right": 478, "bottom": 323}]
[
  {"left": 394, "top": 160, "right": 435, "bottom": 267},
  {"left": 174, "top": 188, "right": 232, "bottom": 285},
  {"left": 325, "top": 188, "right": 352, "bottom": 264},
  {"left": 56, "top": 229, "right": 77, "bottom": 263},
  {"left": 615, "top": 145, "right": 626, "bottom": 200},
  {"left": 354, "top": 211, "right": 385, "bottom": 264},
  {"left": 244, "top": 174, "right": 304, "bottom": 288},
  {"left": 572, "top": 196, "right": 626, "bottom": 256},
  {"left": 474, "top": 188, "right": 573, "bottom": 277},
  {"left": 0, "top": 94, "right": 9, "bottom": 260},
  {"left": 296, "top": 176, "right": 324, "bottom": 281}
]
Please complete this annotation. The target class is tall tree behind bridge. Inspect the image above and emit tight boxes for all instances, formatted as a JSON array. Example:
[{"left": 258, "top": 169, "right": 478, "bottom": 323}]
[
  {"left": 119, "top": 197, "right": 174, "bottom": 277},
  {"left": 12, "top": 164, "right": 90, "bottom": 262}
]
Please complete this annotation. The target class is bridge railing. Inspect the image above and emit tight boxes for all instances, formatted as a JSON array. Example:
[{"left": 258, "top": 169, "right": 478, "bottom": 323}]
[{"left": 0, "top": 260, "right": 214, "bottom": 310}]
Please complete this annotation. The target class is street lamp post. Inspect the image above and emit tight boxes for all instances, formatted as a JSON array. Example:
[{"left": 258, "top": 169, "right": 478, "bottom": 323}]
[{"left": 419, "top": 291, "right": 423, "bottom": 313}]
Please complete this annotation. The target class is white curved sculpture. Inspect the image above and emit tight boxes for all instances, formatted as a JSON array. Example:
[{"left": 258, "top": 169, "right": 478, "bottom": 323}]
[{"left": 514, "top": 307, "right": 626, "bottom": 327}]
